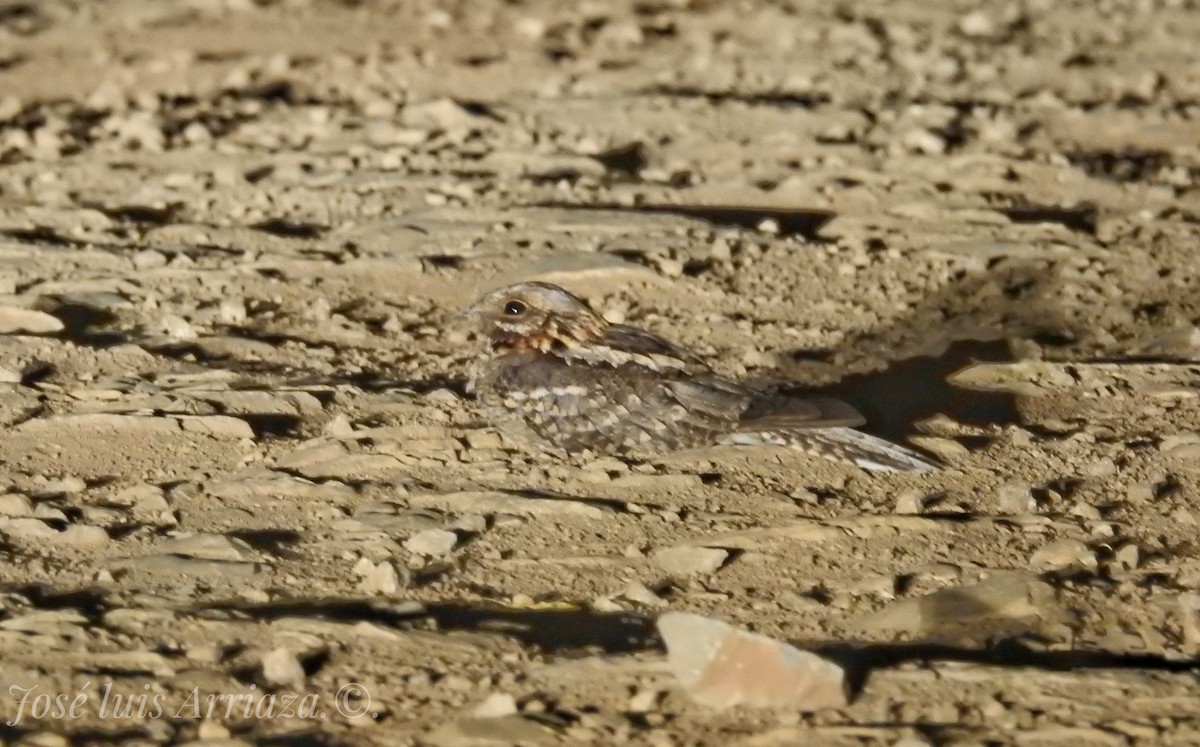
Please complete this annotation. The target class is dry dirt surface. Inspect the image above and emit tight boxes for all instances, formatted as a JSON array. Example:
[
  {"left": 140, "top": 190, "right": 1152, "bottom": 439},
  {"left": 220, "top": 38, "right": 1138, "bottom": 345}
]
[{"left": 2, "top": 0, "right": 1200, "bottom": 744}]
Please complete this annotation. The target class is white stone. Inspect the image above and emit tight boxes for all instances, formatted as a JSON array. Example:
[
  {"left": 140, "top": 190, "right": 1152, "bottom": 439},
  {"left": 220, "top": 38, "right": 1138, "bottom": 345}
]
[
  {"left": 651, "top": 546, "right": 728, "bottom": 577},
  {"left": 471, "top": 692, "right": 518, "bottom": 719},
  {"left": 0, "top": 306, "right": 63, "bottom": 334},
  {"left": 657, "top": 612, "right": 848, "bottom": 710},
  {"left": 161, "top": 533, "right": 246, "bottom": 561},
  {"left": 261, "top": 647, "right": 305, "bottom": 689},
  {"left": 403, "top": 528, "right": 459, "bottom": 557}
]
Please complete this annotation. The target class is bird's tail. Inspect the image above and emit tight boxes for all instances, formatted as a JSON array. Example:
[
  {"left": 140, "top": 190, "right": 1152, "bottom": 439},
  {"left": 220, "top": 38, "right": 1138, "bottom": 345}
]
[{"left": 719, "top": 427, "right": 940, "bottom": 473}]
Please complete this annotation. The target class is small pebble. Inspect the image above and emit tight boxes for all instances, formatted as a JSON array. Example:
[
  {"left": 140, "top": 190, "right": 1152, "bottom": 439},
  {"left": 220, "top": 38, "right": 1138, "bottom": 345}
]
[
  {"left": 404, "top": 528, "right": 459, "bottom": 557},
  {"left": 657, "top": 612, "right": 849, "bottom": 710},
  {"left": 651, "top": 546, "right": 728, "bottom": 577},
  {"left": 472, "top": 692, "right": 518, "bottom": 718},
  {"left": 1029, "top": 539, "right": 1097, "bottom": 572},
  {"left": 261, "top": 647, "right": 306, "bottom": 689}
]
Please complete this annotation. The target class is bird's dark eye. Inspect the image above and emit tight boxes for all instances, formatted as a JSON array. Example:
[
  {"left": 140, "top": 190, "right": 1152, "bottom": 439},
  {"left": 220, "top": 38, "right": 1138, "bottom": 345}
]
[{"left": 503, "top": 300, "right": 527, "bottom": 316}]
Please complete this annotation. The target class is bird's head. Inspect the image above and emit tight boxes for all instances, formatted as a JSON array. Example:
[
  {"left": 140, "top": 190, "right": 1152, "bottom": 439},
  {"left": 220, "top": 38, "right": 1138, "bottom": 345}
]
[{"left": 461, "top": 281, "right": 608, "bottom": 352}]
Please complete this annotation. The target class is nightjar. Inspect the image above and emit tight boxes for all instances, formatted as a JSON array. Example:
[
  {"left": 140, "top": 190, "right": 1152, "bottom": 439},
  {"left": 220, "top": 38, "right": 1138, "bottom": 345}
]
[{"left": 462, "top": 282, "right": 939, "bottom": 473}]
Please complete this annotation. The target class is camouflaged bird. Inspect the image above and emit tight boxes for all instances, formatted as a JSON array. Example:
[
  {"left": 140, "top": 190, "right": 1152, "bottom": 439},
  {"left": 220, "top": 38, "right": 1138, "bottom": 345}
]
[{"left": 462, "top": 282, "right": 939, "bottom": 473}]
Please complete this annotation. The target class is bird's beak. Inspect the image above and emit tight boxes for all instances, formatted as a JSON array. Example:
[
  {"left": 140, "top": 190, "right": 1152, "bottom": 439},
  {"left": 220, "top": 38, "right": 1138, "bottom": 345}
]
[{"left": 459, "top": 289, "right": 498, "bottom": 321}]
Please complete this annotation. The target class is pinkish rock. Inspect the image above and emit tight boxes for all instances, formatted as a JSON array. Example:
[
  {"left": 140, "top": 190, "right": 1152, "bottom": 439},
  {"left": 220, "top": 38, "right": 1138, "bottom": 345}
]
[{"left": 657, "top": 612, "right": 849, "bottom": 710}]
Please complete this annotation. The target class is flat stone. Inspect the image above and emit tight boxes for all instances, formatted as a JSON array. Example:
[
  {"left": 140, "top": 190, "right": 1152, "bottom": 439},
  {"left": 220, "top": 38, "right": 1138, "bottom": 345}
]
[
  {"left": 261, "top": 646, "right": 306, "bottom": 689},
  {"left": 15, "top": 733, "right": 72, "bottom": 747},
  {"left": 160, "top": 532, "right": 248, "bottom": 561},
  {"left": 379, "top": 436, "right": 462, "bottom": 455},
  {"left": 1113, "top": 543, "right": 1139, "bottom": 571},
  {"left": 291, "top": 453, "right": 408, "bottom": 480},
  {"left": 657, "top": 612, "right": 849, "bottom": 710},
  {"left": 132, "top": 249, "right": 168, "bottom": 269},
  {"left": 404, "top": 528, "right": 458, "bottom": 557},
  {"left": 190, "top": 335, "right": 279, "bottom": 360},
  {"left": 854, "top": 573, "right": 1063, "bottom": 638},
  {"left": 358, "top": 560, "right": 409, "bottom": 594},
  {"left": 894, "top": 490, "right": 927, "bottom": 515},
  {"left": 323, "top": 414, "right": 354, "bottom": 437},
  {"left": 0, "top": 493, "right": 33, "bottom": 516},
  {"left": 136, "top": 492, "right": 172, "bottom": 517},
  {"left": 0, "top": 306, "right": 63, "bottom": 334},
  {"left": 406, "top": 490, "right": 606, "bottom": 519},
  {"left": 351, "top": 504, "right": 444, "bottom": 534},
  {"left": 84, "top": 650, "right": 176, "bottom": 678},
  {"left": 959, "top": 10, "right": 996, "bottom": 37},
  {"left": 513, "top": 206, "right": 696, "bottom": 235},
  {"left": 685, "top": 515, "right": 952, "bottom": 550},
  {"left": 102, "top": 608, "right": 178, "bottom": 633},
  {"left": 627, "top": 688, "right": 662, "bottom": 713},
  {"left": 425, "top": 716, "right": 555, "bottom": 746},
  {"left": 463, "top": 431, "right": 504, "bottom": 450},
  {"left": 1166, "top": 443, "right": 1200, "bottom": 461},
  {"left": 512, "top": 252, "right": 660, "bottom": 289},
  {"left": 450, "top": 514, "right": 487, "bottom": 533},
  {"left": 207, "top": 473, "right": 356, "bottom": 501},
  {"left": 0, "top": 517, "right": 59, "bottom": 541},
  {"left": 17, "top": 413, "right": 181, "bottom": 436},
  {"left": 1137, "top": 326, "right": 1200, "bottom": 361},
  {"left": 400, "top": 98, "right": 480, "bottom": 130},
  {"left": 274, "top": 439, "right": 349, "bottom": 469},
  {"left": 610, "top": 473, "right": 703, "bottom": 490},
  {"left": 1179, "top": 592, "right": 1200, "bottom": 651},
  {"left": 33, "top": 503, "right": 67, "bottom": 521},
  {"left": 47, "top": 291, "right": 132, "bottom": 311},
  {"left": 620, "top": 582, "right": 667, "bottom": 607},
  {"left": 651, "top": 546, "right": 729, "bottom": 577},
  {"left": 1013, "top": 727, "right": 1127, "bottom": 746},
  {"left": 176, "top": 415, "right": 256, "bottom": 439},
  {"left": 111, "top": 484, "right": 166, "bottom": 507},
  {"left": 111, "top": 555, "right": 258, "bottom": 577},
  {"left": 160, "top": 314, "right": 197, "bottom": 340},
  {"left": 478, "top": 150, "right": 605, "bottom": 179},
  {"left": 948, "top": 362, "right": 1056, "bottom": 397},
  {"left": 35, "top": 476, "right": 87, "bottom": 496},
  {"left": 199, "top": 390, "right": 323, "bottom": 415},
  {"left": 56, "top": 525, "right": 110, "bottom": 547},
  {"left": 997, "top": 483, "right": 1037, "bottom": 514},
  {"left": 0, "top": 610, "right": 89, "bottom": 636},
  {"left": 471, "top": 692, "right": 518, "bottom": 719},
  {"left": 1029, "top": 539, "right": 1097, "bottom": 572}
]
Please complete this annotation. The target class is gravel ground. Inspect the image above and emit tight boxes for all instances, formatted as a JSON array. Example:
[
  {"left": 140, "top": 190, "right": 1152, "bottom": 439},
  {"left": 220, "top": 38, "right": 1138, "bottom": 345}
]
[{"left": 2, "top": 0, "right": 1200, "bottom": 744}]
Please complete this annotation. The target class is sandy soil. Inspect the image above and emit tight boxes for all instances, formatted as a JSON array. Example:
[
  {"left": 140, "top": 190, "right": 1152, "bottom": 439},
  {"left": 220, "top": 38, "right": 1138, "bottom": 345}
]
[{"left": 1, "top": 0, "right": 1200, "bottom": 744}]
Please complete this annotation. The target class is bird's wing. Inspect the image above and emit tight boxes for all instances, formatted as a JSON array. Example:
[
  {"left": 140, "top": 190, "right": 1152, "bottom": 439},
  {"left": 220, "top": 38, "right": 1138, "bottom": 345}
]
[
  {"left": 560, "top": 324, "right": 713, "bottom": 375},
  {"left": 661, "top": 376, "right": 754, "bottom": 422},
  {"left": 736, "top": 394, "right": 866, "bottom": 430},
  {"left": 594, "top": 325, "right": 866, "bottom": 429},
  {"left": 584, "top": 326, "right": 866, "bottom": 430},
  {"left": 722, "top": 426, "right": 939, "bottom": 472},
  {"left": 478, "top": 353, "right": 735, "bottom": 453},
  {"left": 605, "top": 324, "right": 708, "bottom": 363}
]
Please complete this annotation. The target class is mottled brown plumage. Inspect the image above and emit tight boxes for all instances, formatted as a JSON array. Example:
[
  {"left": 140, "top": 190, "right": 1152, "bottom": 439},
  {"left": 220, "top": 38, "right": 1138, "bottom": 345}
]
[{"left": 462, "top": 282, "right": 939, "bottom": 473}]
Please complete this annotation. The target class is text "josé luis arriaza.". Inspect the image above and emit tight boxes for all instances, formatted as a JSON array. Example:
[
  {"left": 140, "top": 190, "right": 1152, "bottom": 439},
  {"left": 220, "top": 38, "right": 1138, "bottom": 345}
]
[{"left": 8, "top": 682, "right": 332, "bottom": 725}]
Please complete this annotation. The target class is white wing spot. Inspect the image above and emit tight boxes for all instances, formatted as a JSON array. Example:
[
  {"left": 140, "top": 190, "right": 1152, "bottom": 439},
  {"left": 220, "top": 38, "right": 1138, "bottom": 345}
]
[
  {"left": 524, "top": 385, "right": 587, "bottom": 399},
  {"left": 551, "top": 385, "right": 587, "bottom": 397}
]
